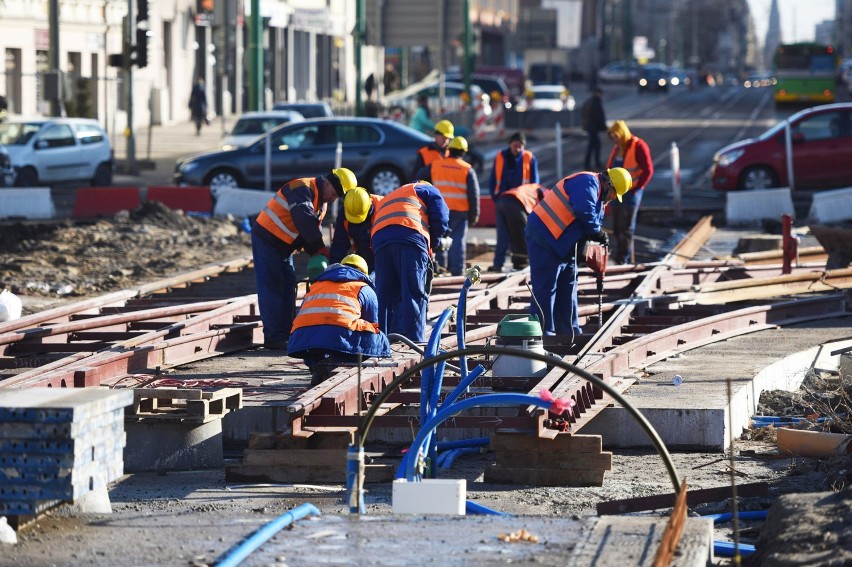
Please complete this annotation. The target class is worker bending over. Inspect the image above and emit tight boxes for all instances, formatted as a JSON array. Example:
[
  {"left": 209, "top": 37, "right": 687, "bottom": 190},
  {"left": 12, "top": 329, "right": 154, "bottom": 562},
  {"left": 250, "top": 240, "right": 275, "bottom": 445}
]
[
  {"left": 330, "top": 187, "right": 383, "bottom": 274},
  {"left": 288, "top": 254, "right": 390, "bottom": 386},
  {"left": 416, "top": 136, "right": 480, "bottom": 276},
  {"left": 525, "top": 168, "right": 631, "bottom": 337},
  {"left": 371, "top": 181, "right": 450, "bottom": 343},
  {"left": 251, "top": 168, "right": 357, "bottom": 351}
]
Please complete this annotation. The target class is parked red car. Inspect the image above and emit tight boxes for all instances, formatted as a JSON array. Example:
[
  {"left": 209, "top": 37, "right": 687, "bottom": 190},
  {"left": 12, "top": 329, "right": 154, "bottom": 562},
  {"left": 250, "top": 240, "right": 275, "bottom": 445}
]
[{"left": 712, "top": 103, "right": 852, "bottom": 190}]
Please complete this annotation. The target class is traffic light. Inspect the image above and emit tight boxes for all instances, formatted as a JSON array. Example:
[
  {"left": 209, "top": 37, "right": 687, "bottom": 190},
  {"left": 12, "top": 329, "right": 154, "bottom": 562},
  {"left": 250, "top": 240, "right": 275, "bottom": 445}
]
[
  {"left": 135, "top": 28, "right": 149, "bottom": 68},
  {"left": 137, "top": 0, "right": 148, "bottom": 22}
]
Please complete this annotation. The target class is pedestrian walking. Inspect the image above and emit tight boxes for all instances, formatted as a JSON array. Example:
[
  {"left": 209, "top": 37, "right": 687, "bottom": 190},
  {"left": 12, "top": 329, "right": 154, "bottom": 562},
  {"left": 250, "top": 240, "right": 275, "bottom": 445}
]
[
  {"left": 409, "top": 95, "right": 435, "bottom": 136},
  {"left": 581, "top": 87, "right": 607, "bottom": 170},
  {"left": 412, "top": 119, "right": 454, "bottom": 177},
  {"left": 189, "top": 77, "right": 208, "bottom": 136},
  {"left": 606, "top": 120, "right": 654, "bottom": 264},
  {"left": 416, "top": 136, "right": 480, "bottom": 276},
  {"left": 371, "top": 181, "right": 450, "bottom": 343},
  {"left": 251, "top": 168, "right": 358, "bottom": 351},
  {"left": 287, "top": 254, "right": 391, "bottom": 386},
  {"left": 329, "top": 187, "right": 383, "bottom": 274},
  {"left": 488, "top": 131, "right": 540, "bottom": 273},
  {"left": 493, "top": 183, "right": 545, "bottom": 270},
  {"left": 525, "top": 168, "right": 631, "bottom": 337}
]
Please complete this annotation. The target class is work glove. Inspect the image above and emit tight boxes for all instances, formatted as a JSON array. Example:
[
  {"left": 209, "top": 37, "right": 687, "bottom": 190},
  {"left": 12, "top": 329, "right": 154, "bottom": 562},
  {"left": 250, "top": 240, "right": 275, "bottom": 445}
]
[
  {"left": 307, "top": 254, "right": 329, "bottom": 281},
  {"left": 589, "top": 230, "right": 609, "bottom": 247},
  {"left": 424, "top": 260, "right": 435, "bottom": 295},
  {"left": 468, "top": 213, "right": 479, "bottom": 226},
  {"left": 436, "top": 236, "right": 453, "bottom": 252}
]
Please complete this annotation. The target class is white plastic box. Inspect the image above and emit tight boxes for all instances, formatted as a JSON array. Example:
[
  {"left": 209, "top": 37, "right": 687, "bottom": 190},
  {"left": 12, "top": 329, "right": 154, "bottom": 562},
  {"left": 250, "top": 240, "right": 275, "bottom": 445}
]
[{"left": 392, "top": 478, "right": 466, "bottom": 515}]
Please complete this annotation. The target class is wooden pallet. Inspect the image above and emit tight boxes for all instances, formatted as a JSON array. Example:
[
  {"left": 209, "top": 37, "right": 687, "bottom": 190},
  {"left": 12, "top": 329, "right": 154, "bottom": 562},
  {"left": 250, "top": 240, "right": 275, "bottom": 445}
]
[
  {"left": 127, "top": 387, "right": 242, "bottom": 424},
  {"left": 484, "top": 431, "right": 612, "bottom": 487}
]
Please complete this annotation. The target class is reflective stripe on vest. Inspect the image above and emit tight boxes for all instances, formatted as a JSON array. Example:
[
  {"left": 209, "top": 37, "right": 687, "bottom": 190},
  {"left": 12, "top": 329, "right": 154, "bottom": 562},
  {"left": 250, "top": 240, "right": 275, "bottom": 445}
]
[
  {"left": 291, "top": 280, "right": 379, "bottom": 333},
  {"left": 431, "top": 158, "right": 471, "bottom": 212},
  {"left": 502, "top": 183, "right": 541, "bottom": 215},
  {"left": 532, "top": 173, "right": 583, "bottom": 239},
  {"left": 418, "top": 145, "right": 446, "bottom": 168},
  {"left": 371, "top": 183, "right": 431, "bottom": 247},
  {"left": 493, "top": 150, "right": 532, "bottom": 196},
  {"left": 256, "top": 178, "right": 324, "bottom": 245}
]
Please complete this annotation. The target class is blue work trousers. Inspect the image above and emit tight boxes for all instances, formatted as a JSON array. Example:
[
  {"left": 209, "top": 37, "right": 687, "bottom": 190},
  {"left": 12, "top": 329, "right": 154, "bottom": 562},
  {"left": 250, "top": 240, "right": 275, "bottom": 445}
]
[
  {"left": 435, "top": 211, "right": 468, "bottom": 276},
  {"left": 610, "top": 190, "right": 643, "bottom": 264},
  {"left": 251, "top": 232, "right": 296, "bottom": 345},
  {"left": 492, "top": 204, "right": 509, "bottom": 270},
  {"left": 375, "top": 242, "right": 430, "bottom": 342},
  {"left": 527, "top": 233, "right": 581, "bottom": 337}
]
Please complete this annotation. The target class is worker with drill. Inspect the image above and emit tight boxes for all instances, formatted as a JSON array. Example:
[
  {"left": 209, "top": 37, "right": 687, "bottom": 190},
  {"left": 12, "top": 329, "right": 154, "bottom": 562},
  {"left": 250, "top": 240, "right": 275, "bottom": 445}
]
[
  {"left": 330, "top": 187, "right": 383, "bottom": 274},
  {"left": 251, "top": 168, "right": 357, "bottom": 351},
  {"left": 287, "top": 254, "right": 390, "bottom": 386},
  {"left": 416, "top": 136, "right": 480, "bottom": 276},
  {"left": 525, "top": 168, "right": 631, "bottom": 337},
  {"left": 371, "top": 181, "right": 450, "bottom": 343}
]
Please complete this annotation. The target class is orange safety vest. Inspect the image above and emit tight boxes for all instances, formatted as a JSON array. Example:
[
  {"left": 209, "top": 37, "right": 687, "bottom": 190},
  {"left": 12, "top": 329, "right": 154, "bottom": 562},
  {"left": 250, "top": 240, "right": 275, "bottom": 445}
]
[
  {"left": 502, "top": 183, "right": 542, "bottom": 215},
  {"left": 607, "top": 138, "right": 643, "bottom": 189},
  {"left": 343, "top": 194, "right": 383, "bottom": 235},
  {"left": 493, "top": 149, "right": 532, "bottom": 196},
  {"left": 255, "top": 178, "right": 326, "bottom": 245},
  {"left": 371, "top": 183, "right": 432, "bottom": 249},
  {"left": 531, "top": 172, "right": 595, "bottom": 239},
  {"left": 291, "top": 280, "right": 379, "bottom": 333},
  {"left": 418, "top": 145, "right": 447, "bottom": 168},
  {"left": 430, "top": 157, "right": 471, "bottom": 212}
]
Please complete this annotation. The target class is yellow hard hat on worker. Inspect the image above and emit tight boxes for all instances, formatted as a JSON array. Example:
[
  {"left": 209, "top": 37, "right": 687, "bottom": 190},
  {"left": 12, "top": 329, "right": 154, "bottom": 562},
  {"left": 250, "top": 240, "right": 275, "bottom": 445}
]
[
  {"left": 328, "top": 167, "right": 358, "bottom": 197},
  {"left": 341, "top": 254, "right": 369, "bottom": 275},
  {"left": 343, "top": 187, "right": 372, "bottom": 224},
  {"left": 606, "top": 167, "right": 632, "bottom": 202},
  {"left": 448, "top": 136, "right": 468, "bottom": 152},
  {"left": 434, "top": 120, "right": 454, "bottom": 139}
]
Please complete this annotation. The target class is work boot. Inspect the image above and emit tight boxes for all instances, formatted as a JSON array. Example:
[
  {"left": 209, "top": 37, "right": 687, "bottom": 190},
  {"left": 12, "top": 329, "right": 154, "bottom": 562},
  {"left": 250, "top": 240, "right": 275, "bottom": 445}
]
[{"left": 486, "top": 265, "right": 503, "bottom": 273}]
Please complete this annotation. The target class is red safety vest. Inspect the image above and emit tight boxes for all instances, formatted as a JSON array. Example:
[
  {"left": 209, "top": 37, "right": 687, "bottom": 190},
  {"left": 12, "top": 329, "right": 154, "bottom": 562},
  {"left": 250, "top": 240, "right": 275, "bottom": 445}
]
[
  {"left": 531, "top": 172, "right": 597, "bottom": 239},
  {"left": 291, "top": 280, "right": 379, "bottom": 333},
  {"left": 502, "top": 183, "right": 542, "bottom": 215},
  {"left": 493, "top": 149, "right": 532, "bottom": 196},
  {"left": 255, "top": 178, "right": 326, "bottom": 245},
  {"left": 430, "top": 157, "right": 471, "bottom": 212},
  {"left": 371, "top": 183, "right": 432, "bottom": 249},
  {"left": 418, "top": 145, "right": 447, "bottom": 168},
  {"left": 606, "top": 138, "right": 644, "bottom": 189}
]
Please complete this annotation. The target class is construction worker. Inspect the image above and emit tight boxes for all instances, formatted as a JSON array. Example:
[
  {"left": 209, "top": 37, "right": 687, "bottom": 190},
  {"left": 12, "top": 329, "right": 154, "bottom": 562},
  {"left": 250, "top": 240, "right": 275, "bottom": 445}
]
[
  {"left": 412, "top": 119, "right": 454, "bottom": 177},
  {"left": 287, "top": 254, "right": 390, "bottom": 386},
  {"left": 525, "top": 168, "right": 631, "bottom": 337},
  {"left": 493, "top": 183, "right": 546, "bottom": 270},
  {"left": 371, "top": 181, "right": 450, "bottom": 343},
  {"left": 488, "top": 131, "right": 540, "bottom": 273},
  {"left": 330, "top": 187, "right": 383, "bottom": 274},
  {"left": 606, "top": 120, "right": 654, "bottom": 265},
  {"left": 416, "top": 136, "right": 480, "bottom": 276},
  {"left": 251, "top": 168, "right": 357, "bottom": 351}
]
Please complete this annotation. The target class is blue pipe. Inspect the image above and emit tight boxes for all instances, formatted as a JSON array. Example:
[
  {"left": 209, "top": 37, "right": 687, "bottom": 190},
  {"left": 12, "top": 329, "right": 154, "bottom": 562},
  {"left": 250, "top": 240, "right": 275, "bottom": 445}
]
[
  {"left": 703, "top": 510, "right": 767, "bottom": 559},
  {"left": 440, "top": 446, "right": 480, "bottom": 469},
  {"left": 216, "top": 503, "right": 320, "bottom": 567},
  {"left": 441, "top": 364, "right": 487, "bottom": 409},
  {"left": 423, "top": 308, "right": 454, "bottom": 478},
  {"left": 466, "top": 500, "right": 510, "bottom": 516},
  {"left": 405, "top": 393, "right": 552, "bottom": 481},
  {"left": 456, "top": 277, "right": 473, "bottom": 379},
  {"left": 345, "top": 446, "right": 365, "bottom": 514},
  {"left": 436, "top": 437, "right": 490, "bottom": 451},
  {"left": 705, "top": 510, "right": 769, "bottom": 523},
  {"left": 714, "top": 541, "right": 756, "bottom": 557}
]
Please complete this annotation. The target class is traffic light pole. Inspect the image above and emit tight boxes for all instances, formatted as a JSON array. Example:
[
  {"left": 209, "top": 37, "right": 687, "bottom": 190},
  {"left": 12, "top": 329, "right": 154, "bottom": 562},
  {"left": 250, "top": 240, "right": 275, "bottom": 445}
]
[
  {"left": 125, "top": 0, "right": 137, "bottom": 175},
  {"left": 248, "top": 0, "right": 262, "bottom": 110}
]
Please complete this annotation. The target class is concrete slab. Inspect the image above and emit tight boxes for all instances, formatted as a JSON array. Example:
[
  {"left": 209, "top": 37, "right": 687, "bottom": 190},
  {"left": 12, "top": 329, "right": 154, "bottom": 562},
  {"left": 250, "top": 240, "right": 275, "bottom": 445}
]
[
  {"left": 0, "top": 188, "right": 55, "bottom": 220},
  {"left": 807, "top": 186, "right": 852, "bottom": 223},
  {"left": 725, "top": 188, "right": 794, "bottom": 226},
  {"left": 124, "top": 418, "right": 224, "bottom": 472}
]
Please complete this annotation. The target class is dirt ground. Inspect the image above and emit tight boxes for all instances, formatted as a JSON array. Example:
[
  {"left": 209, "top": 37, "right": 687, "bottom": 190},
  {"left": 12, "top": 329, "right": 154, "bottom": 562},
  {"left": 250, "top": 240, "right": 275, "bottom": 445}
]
[{"left": 1, "top": 205, "right": 851, "bottom": 565}]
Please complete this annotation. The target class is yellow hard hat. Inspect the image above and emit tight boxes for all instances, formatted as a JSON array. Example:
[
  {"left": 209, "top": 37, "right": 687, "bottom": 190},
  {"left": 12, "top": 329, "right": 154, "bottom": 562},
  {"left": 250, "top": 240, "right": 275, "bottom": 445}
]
[
  {"left": 606, "top": 167, "right": 632, "bottom": 202},
  {"left": 331, "top": 167, "right": 358, "bottom": 193},
  {"left": 341, "top": 254, "right": 369, "bottom": 275},
  {"left": 434, "top": 119, "right": 454, "bottom": 138},
  {"left": 448, "top": 136, "right": 468, "bottom": 152},
  {"left": 344, "top": 187, "right": 371, "bottom": 224}
]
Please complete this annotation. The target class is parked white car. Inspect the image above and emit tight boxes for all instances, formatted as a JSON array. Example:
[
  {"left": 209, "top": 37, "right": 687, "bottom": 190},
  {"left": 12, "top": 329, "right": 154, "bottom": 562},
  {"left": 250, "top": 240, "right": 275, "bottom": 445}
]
[
  {"left": 221, "top": 110, "right": 304, "bottom": 150},
  {"left": 0, "top": 145, "right": 15, "bottom": 187},
  {"left": 0, "top": 118, "right": 113, "bottom": 187},
  {"left": 517, "top": 85, "right": 576, "bottom": 112}
]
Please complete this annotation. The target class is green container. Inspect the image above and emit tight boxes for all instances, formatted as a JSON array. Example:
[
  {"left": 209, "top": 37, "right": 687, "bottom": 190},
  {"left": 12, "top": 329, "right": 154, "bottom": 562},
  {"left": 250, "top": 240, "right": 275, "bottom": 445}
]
[{"left": 496, "top": 315, "right": 543, "bottom": 338}]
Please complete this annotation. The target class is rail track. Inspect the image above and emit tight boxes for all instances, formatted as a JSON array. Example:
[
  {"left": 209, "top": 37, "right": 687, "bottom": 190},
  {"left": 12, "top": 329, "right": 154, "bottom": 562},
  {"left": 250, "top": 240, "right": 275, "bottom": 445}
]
[{"left": 1, "top": 216, "right": 848, "bottom": 445}]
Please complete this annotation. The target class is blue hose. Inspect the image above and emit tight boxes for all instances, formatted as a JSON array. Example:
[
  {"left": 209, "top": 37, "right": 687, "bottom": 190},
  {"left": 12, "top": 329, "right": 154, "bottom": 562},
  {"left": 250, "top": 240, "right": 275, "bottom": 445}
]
[
  {"left": 440, "top": 446, "right": 481, "bottom": 468},
  {"left": 705, "top": 510, "right": 769, "bottom": 523},
  {"left": 441, "top": 364, "right": 487, "bottom": 409},
  {"left": 704, "top": 510, "right": 767, "bottom": 559},
  {"left": 436, "top": 437, "right": 490, "bottom": 451},
  {"left": 457, "top": 276, "right": 473, "bottom": 379},
  {"left": 216, "top": 503, "right": 320, "bottom": 567},
  {"left": 714, "top": 541, "right": 756, "bottom": 557},
  {"left": 466, "top": 500, "right": 510, "bottom": 516}
]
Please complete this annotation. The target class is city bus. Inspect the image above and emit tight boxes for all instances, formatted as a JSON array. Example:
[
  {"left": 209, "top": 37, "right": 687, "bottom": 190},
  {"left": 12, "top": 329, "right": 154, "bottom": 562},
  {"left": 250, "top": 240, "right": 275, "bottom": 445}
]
[{"left": 773, "top": 43, "right": 840, "bottom": 104}]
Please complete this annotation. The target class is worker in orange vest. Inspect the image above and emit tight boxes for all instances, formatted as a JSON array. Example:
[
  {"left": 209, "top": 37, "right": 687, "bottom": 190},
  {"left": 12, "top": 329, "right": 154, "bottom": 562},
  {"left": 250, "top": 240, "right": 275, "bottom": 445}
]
[
  {"left": 330, "top": 187, "right": 383, "bottom": 274},
  {"left": 488, "top": 131, "right": 540, "bottom": 273},
  {"left": 288, "top": 254, "right": 390, "bottom": 385},
  {"left": 371, "top": 181, "right": 450, "bottom": 342},
  {"left": 416, "top": 136, "right": 480, "bottom": 276},
  {"left": 606, "top": 120, "right": 654, "bottom": 264},
  {"left": 525, "top": 168, "right": 631, "bottom": 337},
  {"left": 494, "top": 182, "right": 546, "bottom": 270},
  {"left": 251, "top": 168, "right": 357, "bottom": 351},
  {"left": 412, "top": 119, "right": 454, "bottom": 177}
]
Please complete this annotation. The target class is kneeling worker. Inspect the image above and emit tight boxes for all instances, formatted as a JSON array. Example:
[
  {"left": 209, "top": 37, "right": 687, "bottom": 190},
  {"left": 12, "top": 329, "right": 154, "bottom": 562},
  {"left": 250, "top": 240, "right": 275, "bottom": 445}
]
[
  {"left": 287, "top": 254, "right": 391, "bottom": 386},
  {"left": 330, "top": 187, "right": 383, "bottom": 274}
]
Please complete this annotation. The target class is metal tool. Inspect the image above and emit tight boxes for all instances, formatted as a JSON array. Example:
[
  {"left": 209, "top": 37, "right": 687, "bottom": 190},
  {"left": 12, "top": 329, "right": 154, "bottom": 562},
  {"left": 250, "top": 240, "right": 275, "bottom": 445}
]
[{"left": 585, "top": 242, "right": 609, "bottom": 327}]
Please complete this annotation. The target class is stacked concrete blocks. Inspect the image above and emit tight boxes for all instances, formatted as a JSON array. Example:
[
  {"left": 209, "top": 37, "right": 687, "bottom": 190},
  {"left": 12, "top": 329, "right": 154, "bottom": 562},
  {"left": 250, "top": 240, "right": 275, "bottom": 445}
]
[{"left": 0, "top": 388, "right": 133, "bottom": 516}]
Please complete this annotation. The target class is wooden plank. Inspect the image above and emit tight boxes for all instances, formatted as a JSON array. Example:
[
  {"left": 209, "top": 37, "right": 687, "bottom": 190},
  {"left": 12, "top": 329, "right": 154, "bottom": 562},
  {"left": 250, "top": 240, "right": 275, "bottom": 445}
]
[
  {"left": 277, "top": 430, "right": 354, "bottom": 450},
  {"left": 494, "top": 450, "right": 612, "bottom": 471},
  {"left": 133, "top": 388, "right": 204, "bottom": 400},
  {"left": 490, "top": 431, "right": 602, "bottom": 453},
  {"left": 484, "top": 465, "right": 606, "bottom": 487},
  {"left": 242, "top": 449, "right": 346, "bottom": 467},
  {"left": 225, "top": 463, "right": 394, "bottom": 484},
  {"left": 596, "top": 481, "right": 769, "bottom": 515}
]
